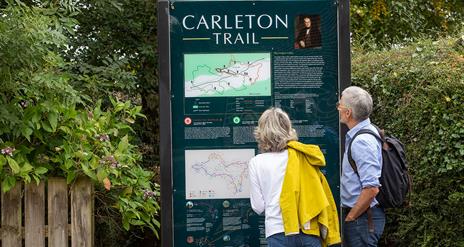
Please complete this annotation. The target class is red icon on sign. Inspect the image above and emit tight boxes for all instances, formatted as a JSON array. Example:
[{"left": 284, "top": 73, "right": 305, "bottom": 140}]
[
  {"left": 184, "top": 117, "right": 192, "bottom": 125},
  {"left": 186, "top": 236, "right": 194, "bottom": 244}
]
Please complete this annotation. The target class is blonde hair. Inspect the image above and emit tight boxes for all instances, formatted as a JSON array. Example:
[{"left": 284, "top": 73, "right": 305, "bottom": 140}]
[{"left": 254, "top": 107, "right": 298, "bottom": 153}]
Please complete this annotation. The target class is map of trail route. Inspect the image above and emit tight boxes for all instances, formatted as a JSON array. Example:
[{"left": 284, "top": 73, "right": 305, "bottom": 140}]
[
  {"left": 184, "top": 53, "right": 271, "bottom": 97},
  {"left": 185, "top": 149, "right": 255, "bottom": 200}
]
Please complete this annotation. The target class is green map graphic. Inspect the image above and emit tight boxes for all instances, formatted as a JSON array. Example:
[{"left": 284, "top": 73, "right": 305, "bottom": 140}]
[{"left": 184, "top": 53, "right": 271, "bottom": 97}]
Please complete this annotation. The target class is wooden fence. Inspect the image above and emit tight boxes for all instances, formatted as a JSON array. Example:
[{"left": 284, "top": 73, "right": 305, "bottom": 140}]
[{"left": 0, "top": 177, "right": 94, "bottom": 247}]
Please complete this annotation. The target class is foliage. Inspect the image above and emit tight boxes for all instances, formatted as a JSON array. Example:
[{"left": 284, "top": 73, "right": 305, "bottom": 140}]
[
  {"left": 351, "top": 0, "right": 464, "bottom": 49},
  {"left": 66, "top": 0, "right": 159, "bottom": 164},
  {"left": 0, "top": 2, "right": 160, "bottom": 238},
  {"left": 63, "top": 1, "right": 160, "bottom": 245},
  {"left": 352, "top": 36, "right": 464, "bottom": 246}
]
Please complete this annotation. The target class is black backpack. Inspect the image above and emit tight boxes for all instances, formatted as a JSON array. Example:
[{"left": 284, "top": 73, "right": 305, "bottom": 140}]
[{"left": 348, "top": 126, "right": 411, "bottom": 208}]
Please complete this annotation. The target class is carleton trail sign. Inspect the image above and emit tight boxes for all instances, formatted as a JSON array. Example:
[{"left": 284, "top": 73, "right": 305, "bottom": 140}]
[{"left": 158, "top": 0, "right": 350, "bottom": 246}]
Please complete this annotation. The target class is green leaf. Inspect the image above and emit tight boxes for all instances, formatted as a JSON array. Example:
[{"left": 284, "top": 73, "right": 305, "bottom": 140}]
[
  {"left": 118, "top": 135, "right": 129, "bottom": 152},
  {"left": 90, "top": 156, "right": 99, "bottom": 169},
  {"left": 21, "top": 127, "right": 33, "bottom": 141},
  {"left": 48, "top": 111, "right": 58, "bottom": 130},
  {"left": 2, "top": 176, "right": 16, "bottom": 193},
  {"left": 94, "top": 101, "right": 102, "bottom": 118},
  {"left": 122, "top": 217, "right": 130, "bottom": 230},
  {"left": 34, "top": 167, "right": 48, "bottom": 175},
  {"left": 109, "top": 97, "right": 116, "bottom": 107},
  {"left": 7, "top": 157, "right": 20, "bottom": 174},
  {"left": 110, "top": 1, "right": 123, "bottom": 11},
  {"left": 42, "top": 121, "right": 53, "bottom": 132},
  {"left": 0, "top": 156, "right": 6, "bottom": 170},
  {"left": 32, "top": 111, "right": 41, "bottom": 124},
  {"left": 20, "top": 162, "right": 33, "bottom": 173},
  {"left": 153, "top": 218, "right": 161, "bottom": 228},
  {"left": 64, "top": 160, "right": 73, "bottom": 169},
  {"left": 66, "top": 171, "right": 77, "bottom": 184},
  {"left": 23, "top": 174, "right": 31, "bottom": 183},
  {"left": 81, "top": 164, "right": 97, "bottom": 180},
  {"left": 129, "top": 219, "right": 145, "bottom": 226},
  {"left": 96, "top": 169, "right": 109, "bottom": 182},
  {"left": 153, "top": 227, "right": 160, "bottom": 239},
  {"left": 114, "top": 102, "right": 125, "bottom": 112},
  {"left": 122, "top": 186, "right": 133, "bottom": 196},
  {"left": 59, "top": 126, "right": 72, "bottom": 134},
  {"left": 33, "top": 175, "right": 41, "bottom": 185}
]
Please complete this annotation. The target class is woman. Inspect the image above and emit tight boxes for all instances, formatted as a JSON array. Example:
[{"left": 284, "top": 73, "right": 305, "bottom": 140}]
[{"left": 249, "top": 107, "right": 340, "bottom": 247}]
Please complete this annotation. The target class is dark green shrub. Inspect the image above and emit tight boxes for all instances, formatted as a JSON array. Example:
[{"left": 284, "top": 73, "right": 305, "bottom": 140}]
[
  {"left": 352, "top": 37, "right": 464, "bottom": 246},
  {"left": 0, "top": 3, "right": 160, "bottom": 240},
  {"left": 351, "top": 0, "right": 464, "bottom": 49}
]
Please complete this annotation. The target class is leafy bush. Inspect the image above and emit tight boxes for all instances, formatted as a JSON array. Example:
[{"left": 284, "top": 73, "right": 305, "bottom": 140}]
[
  {"left": 352, "top": 37, "right": 464, "bottom": 246},
  {"left": 351, "top": 0, "right": 464, "bottom": 49},
  {"left": 0, "top": 2, "right": 159, "bottom": 238}
]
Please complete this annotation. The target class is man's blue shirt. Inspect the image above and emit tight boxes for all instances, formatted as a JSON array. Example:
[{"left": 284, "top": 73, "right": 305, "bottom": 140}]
[{"left": 341, "top": 118, "right": 382, "bottom": 208}]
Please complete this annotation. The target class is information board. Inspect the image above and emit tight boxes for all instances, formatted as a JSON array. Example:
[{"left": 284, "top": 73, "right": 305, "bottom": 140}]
[{"left": 159, "top": 0, "right": 350, "bottom": 246}]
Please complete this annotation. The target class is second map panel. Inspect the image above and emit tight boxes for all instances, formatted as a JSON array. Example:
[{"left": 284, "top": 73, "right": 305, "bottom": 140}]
[{"left": 185, "top": 149, "right": 255, "bottom": 200}]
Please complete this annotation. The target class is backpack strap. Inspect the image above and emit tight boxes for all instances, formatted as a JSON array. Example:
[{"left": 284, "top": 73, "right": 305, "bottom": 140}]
[{"left": 347, "top": 128, "right": 383, "bottom": 174}]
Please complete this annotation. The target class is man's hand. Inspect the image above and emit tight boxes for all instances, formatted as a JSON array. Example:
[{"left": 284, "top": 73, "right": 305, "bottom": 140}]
[
  {"left": 345, "top": 187, "right": 379, "bottom": 221},
  {"left": 344, "top": 214, "right": 356, "bottom": 222},
  {"left": 299, "top": 40, "right": 305, "bottom": 48}
]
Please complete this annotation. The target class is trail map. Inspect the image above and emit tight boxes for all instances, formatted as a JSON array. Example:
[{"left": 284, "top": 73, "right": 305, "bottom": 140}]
[
  {"left": 185, "top": 149, "right": 255, "bottom": 199},
  {"left": 184, "top": 53, "right": 271, "bottom": 97}
]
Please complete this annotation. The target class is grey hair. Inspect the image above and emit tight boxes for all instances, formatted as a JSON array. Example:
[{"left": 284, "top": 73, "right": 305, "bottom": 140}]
[
  {"left": 341, "top": 86, "right": 373, "bottom": 121},
  {"left": 254, "top": 107, "right": 298, "bottom": 153}
]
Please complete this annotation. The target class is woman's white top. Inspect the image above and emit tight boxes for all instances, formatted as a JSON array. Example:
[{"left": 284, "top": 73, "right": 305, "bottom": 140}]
[{"left": 248, "top": 150, "right": 288, "bottom": 238}]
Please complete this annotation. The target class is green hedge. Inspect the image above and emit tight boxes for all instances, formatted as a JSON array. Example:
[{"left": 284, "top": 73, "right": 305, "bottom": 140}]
[
  {"left": 350, "top": 0, "right": 464, "bottom": 49},
  {"left": 352, "top": 37, "right": 464, "bottom": 246}
]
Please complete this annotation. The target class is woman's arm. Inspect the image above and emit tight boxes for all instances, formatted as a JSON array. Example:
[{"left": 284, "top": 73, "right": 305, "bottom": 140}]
[{"left": 249, "top": 159, "right": 265, "bottom": 215}]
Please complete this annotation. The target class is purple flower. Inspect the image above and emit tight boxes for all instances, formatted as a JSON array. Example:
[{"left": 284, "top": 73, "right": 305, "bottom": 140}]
[
  {"left": 101, "top": 155, "right": 121, "bottom": 168},
  {"left": 19, "top": 100, "right": 28, "bottom": 108},
  {"left": 143, "top": 189, "right": 156, "bottom": 200},
  {"left": 110, "top": 162, "right": 121, "bottom": 168},
  {"left": 1, "top": 147, "right": 15, "bottom": 157},
  {"left": 96, "top": 134, "right": 110, "bottom": 142},
  {"left": 106, "top": 155, "right": 116, "bottom": 163}
]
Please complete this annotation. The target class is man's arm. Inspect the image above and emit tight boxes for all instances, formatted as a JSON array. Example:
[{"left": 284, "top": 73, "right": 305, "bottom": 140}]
[
  {"left": 346, "top": 135, "right": 382, "bottom": 221},
  {"left": 345, "top": 187, "right": 379, "bottom": 221}
]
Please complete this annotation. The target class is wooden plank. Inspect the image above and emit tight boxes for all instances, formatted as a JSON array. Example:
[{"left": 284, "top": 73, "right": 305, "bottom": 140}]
[
  {"left": 1, "top": 182, "right": 22, "bottom": 247},
  {"left": 48, "top": 178, "right": 68, "bottom": 247},
  {"left": 71, "top": 177, "right": 94, "bottom": 247},
  {"left": 25, "top": 182, "right": 45, "bottom": 247},
  {"left": 0, "top": 224, "right": 72, "bottom": 239}
]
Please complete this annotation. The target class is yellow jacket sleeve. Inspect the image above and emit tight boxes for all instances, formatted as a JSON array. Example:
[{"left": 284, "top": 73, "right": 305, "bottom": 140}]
[{"left": 280, "top": 141, "right": 341, "bottom": 246}]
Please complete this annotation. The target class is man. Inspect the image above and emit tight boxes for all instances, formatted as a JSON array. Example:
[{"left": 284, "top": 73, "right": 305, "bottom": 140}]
[
  {"left": 296, "top": 17, "right": 321, "bottom": 48},
  {"left": 338, "top": 86, "right": 385, "bottom": 246}
]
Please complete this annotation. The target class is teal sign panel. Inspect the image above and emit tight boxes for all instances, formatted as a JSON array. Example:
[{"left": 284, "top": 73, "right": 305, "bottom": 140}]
[{"left": 168, "top": 1, "right": 340, "bottom": 246}]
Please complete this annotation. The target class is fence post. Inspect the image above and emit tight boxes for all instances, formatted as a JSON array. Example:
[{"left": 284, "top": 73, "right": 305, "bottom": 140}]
[
  {"left": 71, "top": 177, "right": 94, "bottom": 247},
  {"left": 1, "top": 182, "right": 22, "bottom": 247},
  {"left": 25, "top": 182, "right": 45, "bottom": 247},
  {"left": 48, "top": 178, "right": 69, "bottom": 247}
]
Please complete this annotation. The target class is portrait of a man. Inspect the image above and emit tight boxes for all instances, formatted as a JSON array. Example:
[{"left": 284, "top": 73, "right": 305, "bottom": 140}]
[{"left": 295, "top": 15, "right": 321, "bottom": 49}]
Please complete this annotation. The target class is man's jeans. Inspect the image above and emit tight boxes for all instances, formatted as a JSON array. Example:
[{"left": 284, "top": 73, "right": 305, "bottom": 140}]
[
  {"left": 342, "top": 207, "right": 385, "bottom": 247},
  {"left": 267, "top": 232, "right": 321, "bottom": 247}
]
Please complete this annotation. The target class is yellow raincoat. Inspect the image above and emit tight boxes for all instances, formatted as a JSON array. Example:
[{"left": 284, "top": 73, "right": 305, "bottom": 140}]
[{"left": 280, "top": 141, "right": 341, "bottom": 246}]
